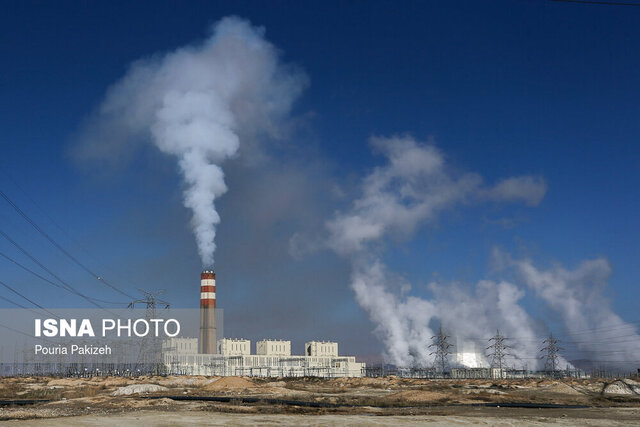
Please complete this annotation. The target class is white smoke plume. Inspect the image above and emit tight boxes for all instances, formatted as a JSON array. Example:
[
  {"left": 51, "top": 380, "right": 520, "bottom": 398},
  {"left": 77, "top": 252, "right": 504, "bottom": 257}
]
[
  {"left": 75, "top": 17, "right": 306, "bottom": 266},
  {"left": 484, "top": 176, "right": 547, "bottom": 206},
  {"left": 327, "top": 134, "right": 635, "bottom": 368},
  {"left": 327, "top": 135, "right": 550, "bottom": 367},
  {"left": 350, "top": 257, "right": 559, "bottom": 369},
  {"left": 350, "top": 258, "right": 436, "bottom": 367},
  {"left": 503, "top": 252, "right": 640, "bottom": 369},
  {"left": 327, "top": 135, "right": 545, "bottom": 255},
  {"left": 430, "top": 278, "right": 575, "bottom": 370}
]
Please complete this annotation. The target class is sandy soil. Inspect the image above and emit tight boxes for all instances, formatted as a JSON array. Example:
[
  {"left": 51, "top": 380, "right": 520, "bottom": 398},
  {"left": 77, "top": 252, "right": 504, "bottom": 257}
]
[
  {"left": 0, "top": 375, "right": 638, "bottom": 424},
  {"left": 4, "top": 408, "right": 640, "bottom": 426}
]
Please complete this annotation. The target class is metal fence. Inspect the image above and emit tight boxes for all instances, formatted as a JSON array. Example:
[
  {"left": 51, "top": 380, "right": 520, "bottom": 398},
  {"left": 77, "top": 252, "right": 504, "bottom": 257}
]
[{"left": 362, "top": 366, "right": 597, "bottom": 379}]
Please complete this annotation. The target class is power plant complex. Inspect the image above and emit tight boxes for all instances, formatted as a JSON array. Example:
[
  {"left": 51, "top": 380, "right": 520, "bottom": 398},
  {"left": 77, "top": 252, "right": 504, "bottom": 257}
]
[
  {"left": 161, "top": 271, "right": 366, "bottom": 377},
  {"left": 2, "top": 270, "right": 595, "bottom": 379}
]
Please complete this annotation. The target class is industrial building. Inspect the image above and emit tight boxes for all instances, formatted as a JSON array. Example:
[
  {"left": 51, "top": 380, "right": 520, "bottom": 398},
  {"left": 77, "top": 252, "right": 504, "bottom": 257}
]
[
  {"left": 257, "top": 339, "right": 291, "bottom": 356},
  {"left": 162, "top": 337, "right": 364, "bottom": 377},
  {"left": 160, "top": 271, "right": 366, "bottom": 377},
  {"left": 217, "top": 338, "right": 250, "bottom": 356}
]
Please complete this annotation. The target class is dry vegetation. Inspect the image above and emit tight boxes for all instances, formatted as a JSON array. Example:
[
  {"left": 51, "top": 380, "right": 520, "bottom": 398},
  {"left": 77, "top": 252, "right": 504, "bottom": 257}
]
[{"left": 0, "top": 375, "right": 638, "bottom": 422}]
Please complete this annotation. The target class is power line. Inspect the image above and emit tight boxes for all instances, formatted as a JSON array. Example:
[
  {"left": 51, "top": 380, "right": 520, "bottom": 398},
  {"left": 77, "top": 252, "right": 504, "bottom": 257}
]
[
  {"left": 0, "top": 278, "right": 58, "bottom": 318},
  {"left": 0, "top": 322, "right": 56, "bottom": 344},
  {"left": 0, "top": 227, "right": 113, "bottom": 311},
  {"left": 0, "top": 293, "right": 42, "bottom": 316},
  {"left": 0, "top": 294, "right": 53, "bottom": 321},
  {"left": 0, "top": 294, "right": 27, "bottom": 309},
  {"left": 0, "top": 188, "right": 135, "bottom": 299},
  {"left": 459, "top": 320, "right": 640, "bottom": 342},
  {"left": 89, "top": 297, "right": 130, "bottom": 305},
  {"left": 561, "top": 323, "right": 640, "bottom": 335},
  {"left": 564, "top": 335, "right": 640, "bottom": 344},
  {"left": 0, "top": 250, "right": 66, "bottom": 292},
  {"left": 0, "top": 167, "right": 92, "bottom": 253},
  {"left": 551, "top": 0, "right": 640, "bottom": 5},
  {"left": 1, "top": 167, "right": 144, "bottom": 296},
  {"left": 564, "top": 349, "right": 640, "bottom": 355},
  {"left": 0, "top": 249, "right": 126, "bottom": 307}
]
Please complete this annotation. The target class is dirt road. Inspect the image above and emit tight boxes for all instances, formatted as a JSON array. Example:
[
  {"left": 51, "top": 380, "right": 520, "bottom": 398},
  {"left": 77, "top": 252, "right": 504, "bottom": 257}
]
[{"left": 4, "top": 408, "right": 640, "bottom": 426}]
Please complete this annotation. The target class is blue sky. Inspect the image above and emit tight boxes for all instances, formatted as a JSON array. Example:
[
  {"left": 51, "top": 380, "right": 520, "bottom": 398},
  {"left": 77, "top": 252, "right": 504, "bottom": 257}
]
[{"left": 1, "top": 1, "right": 638, "bottom": 357}]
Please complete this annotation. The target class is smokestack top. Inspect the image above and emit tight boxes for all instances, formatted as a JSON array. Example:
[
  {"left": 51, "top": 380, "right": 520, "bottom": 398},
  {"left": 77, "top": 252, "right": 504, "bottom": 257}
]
[{"left": 201, "top": 270, "right": 216, "bottom": 280}]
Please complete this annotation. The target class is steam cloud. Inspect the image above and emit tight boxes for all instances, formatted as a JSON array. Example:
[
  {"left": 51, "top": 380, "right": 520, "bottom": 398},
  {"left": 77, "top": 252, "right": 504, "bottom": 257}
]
[
  {"left": 326, "top": 135, "right": 638, "bottom": 369},
  {"left": 75, "top": 17, "right": 306, "bottom": 266},
  {"left": 327, "top": 135, "right": 546, "bottom": 256},
  {"left": 504, "top": 253, "right": 640, "bottom": 367}
]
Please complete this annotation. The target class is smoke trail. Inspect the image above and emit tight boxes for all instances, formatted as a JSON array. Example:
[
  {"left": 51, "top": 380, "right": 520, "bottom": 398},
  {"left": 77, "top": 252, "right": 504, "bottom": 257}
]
[
  {"left": 327, "top": 135, "right": 546, "bottom": 256},
  {"left": 75, "top": 17, "right": 306, "bottom": 266},
  {"left": 327, "top": 136, "right": 635, "bottom": 368},
  {"left": 350, "top": 258, "right": 437, "bottom": 366},
  {"left": 350, "top": 257, "right": 558, "bottom": 369},
  {"left": 428, "top": 278, "right": 571, "bottom": 370},
  {"left": 326, "top": 135, "right": 549, "bottom": 367},
  {"left": 504, "top": 253, "right": 640, "bottom": 369}
]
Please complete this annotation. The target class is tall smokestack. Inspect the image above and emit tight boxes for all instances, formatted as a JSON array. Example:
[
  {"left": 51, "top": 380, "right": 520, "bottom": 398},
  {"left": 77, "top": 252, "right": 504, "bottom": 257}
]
[{"left": 199, "top": 270, "right": 217, "bottom": 354}]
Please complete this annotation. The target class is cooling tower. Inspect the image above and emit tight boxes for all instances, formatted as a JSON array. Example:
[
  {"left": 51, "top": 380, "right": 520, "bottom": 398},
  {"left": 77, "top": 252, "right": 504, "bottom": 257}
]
[{"left": 199, "top": 270, "right": 217, "bottom": 354}]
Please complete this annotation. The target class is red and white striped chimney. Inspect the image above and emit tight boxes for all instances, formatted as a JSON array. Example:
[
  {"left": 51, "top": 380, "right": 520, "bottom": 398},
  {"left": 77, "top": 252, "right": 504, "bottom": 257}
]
[
  {"left": 198, "top": 270, "right": 217, "bottom": 354},
  {"left": 200, "top": 270, "right": 216, "bottom": 308}
]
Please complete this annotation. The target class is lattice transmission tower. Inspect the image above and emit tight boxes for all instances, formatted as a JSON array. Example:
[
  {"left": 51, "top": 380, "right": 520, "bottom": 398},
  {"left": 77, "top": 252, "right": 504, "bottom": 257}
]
[
  {"left": 429, "top": 326, "right": 452, "bottom": 374},
  {"left": 129, "top": 289, "right": 170, "bottom": 374},
  {"left": 487, "top": 329, "right": 512, "bottom": 371},
  {"left": 128, "top": 288, "right": 170, "bottom": 317},
  {"left": 540, "top": 333, "right": 563, "bottom": 373}
]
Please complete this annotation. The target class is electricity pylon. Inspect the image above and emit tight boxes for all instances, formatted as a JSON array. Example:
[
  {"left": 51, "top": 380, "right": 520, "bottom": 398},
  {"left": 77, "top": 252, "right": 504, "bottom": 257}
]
[
  {"left": 429, "top": 326, "right": 452, "bottom": 375},
  {"left": 540, "top": 333, "right": 563, "bottom": 373},
  {"left": 129, "top": 289, "right": 170, "bottom": 374},
  {"left": 487, "top": 329, "right": 511, "bottom": 370},
  {"left": 128, "top": 288, "right": 170, "bottom": 315}
]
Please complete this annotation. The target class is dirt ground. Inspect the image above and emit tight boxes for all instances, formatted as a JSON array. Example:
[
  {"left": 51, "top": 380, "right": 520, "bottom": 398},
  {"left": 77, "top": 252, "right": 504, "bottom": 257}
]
[
  {"left": 0, "top": 375, "right": 638, "bottom": 425},
  {"left": 4, "top": 409, "right": 640, "bottom": 426}
]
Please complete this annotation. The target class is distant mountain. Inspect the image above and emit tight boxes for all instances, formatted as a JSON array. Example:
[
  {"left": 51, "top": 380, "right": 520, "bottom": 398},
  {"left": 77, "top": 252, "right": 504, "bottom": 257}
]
[{"left": 570, "top": 359, "right": 639, "bottom": 374}]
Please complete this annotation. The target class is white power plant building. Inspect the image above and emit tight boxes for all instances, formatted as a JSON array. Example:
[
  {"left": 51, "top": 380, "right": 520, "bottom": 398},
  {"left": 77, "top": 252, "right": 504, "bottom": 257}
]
[
  {"left": 257, "top": 339, "right": 291, "bottom": 356},
  {"left": 305, "top": 341, "right": 338, "bottom": 357},
  {"left": 217, "top": 338, "right": 251, "bottom": 356},
  {"left": 161, "top": 271, "right": 366, "bottom": 378},
  {"left": 163, "top": 337, "right": 364, "bottom": 377}
]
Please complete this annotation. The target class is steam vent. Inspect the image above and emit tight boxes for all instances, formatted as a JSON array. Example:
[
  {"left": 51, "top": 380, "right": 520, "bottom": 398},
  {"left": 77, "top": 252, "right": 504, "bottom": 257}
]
[{"left": 199, "top": 270, "right": 217, "bottom": 354}]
